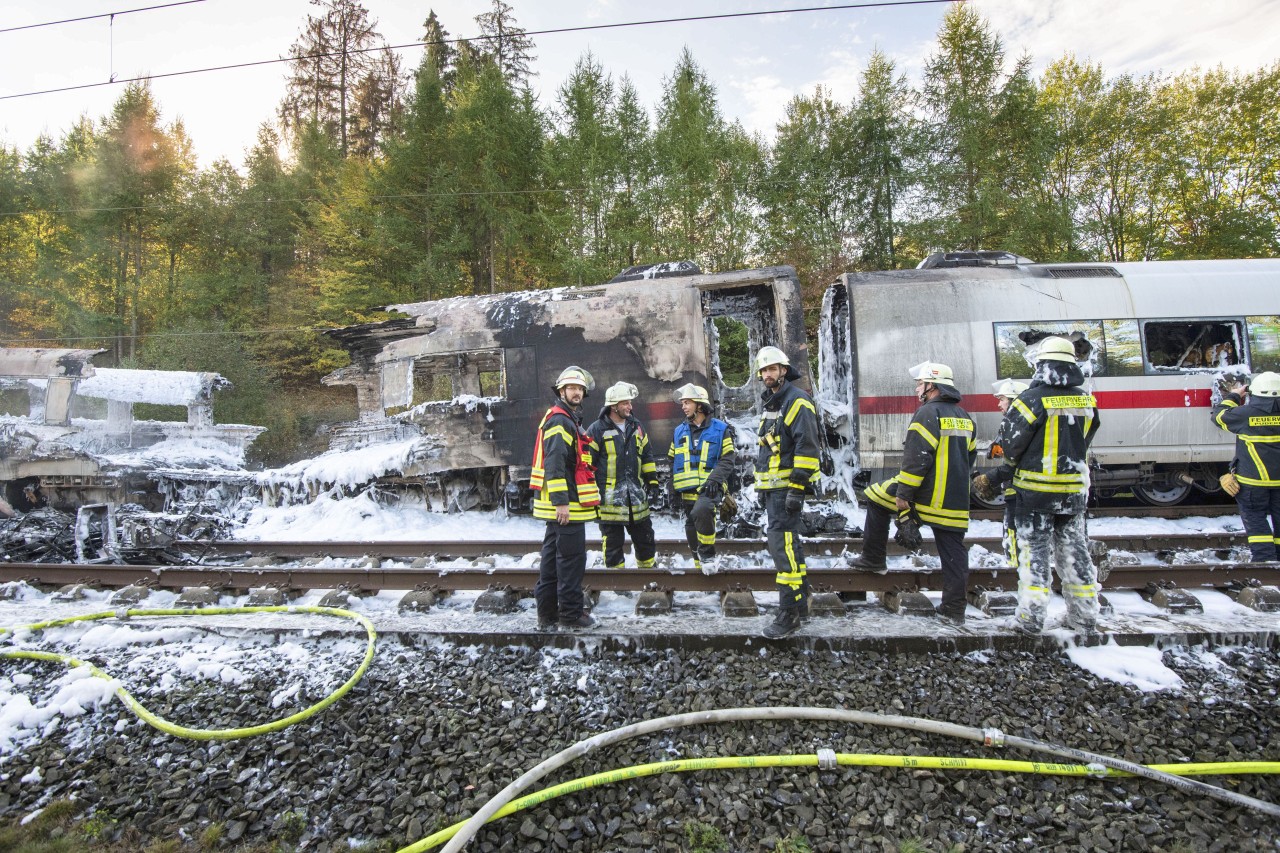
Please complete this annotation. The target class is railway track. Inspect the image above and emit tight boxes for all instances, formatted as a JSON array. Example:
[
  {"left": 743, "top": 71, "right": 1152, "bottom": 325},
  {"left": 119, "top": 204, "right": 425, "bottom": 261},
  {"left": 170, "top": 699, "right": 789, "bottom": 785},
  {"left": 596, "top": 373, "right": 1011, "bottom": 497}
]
[{"left": 186, "top": 531, "right": 1244, "bottom": 562}]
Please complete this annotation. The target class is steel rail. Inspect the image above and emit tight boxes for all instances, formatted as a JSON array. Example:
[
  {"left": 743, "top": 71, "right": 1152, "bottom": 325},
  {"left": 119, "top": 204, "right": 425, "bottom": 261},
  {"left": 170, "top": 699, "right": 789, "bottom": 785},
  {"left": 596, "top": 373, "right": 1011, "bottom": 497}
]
[
  {"left": 191, "top": 532, "right": 1243, "bottom": 562},
  {"left": 2, "top": 561, "right": 1275, "bottom": 595}
]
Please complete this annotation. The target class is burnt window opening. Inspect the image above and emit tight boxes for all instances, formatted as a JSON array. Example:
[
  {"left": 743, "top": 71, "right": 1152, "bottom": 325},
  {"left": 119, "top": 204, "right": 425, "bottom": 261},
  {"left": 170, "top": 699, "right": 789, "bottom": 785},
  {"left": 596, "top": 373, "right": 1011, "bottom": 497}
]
[
  {"left": 714, "top": 317, "right": 750, "bottom": 387},
  {"left": 397, "top": 350, "right": 507, "bottom": 413},
  {"left": 1142, "top": 320, "right": 1244, "bottom": 372},
  {"left": 0, "top": 387, "right": 32, "bottom": 417},
  {"left": 994, "top": 321, "right": 1104, "bottom": 378}
]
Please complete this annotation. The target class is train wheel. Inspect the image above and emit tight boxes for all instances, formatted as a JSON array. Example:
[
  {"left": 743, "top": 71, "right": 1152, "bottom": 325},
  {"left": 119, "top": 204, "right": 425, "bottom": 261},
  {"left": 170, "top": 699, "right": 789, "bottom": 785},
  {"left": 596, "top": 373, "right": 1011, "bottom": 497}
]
[{"left": 1132, "top": 481, "right": 1192, "bottom": 506}]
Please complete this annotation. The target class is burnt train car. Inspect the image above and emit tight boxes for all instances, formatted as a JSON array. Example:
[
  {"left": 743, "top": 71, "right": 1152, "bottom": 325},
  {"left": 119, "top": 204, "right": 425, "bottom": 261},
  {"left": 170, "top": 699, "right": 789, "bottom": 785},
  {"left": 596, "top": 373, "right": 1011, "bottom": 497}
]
[
  {"left": 819, "top": 256, "right": 1280, "bottom": 506},
  {"left": 321, "top": 264, "right": 810, "bottom": 511}
]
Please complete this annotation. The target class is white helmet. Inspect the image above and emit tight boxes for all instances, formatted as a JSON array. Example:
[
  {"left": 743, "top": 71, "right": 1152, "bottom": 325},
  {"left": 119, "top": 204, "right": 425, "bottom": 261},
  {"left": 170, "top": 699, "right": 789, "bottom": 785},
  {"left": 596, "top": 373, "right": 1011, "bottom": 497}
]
[
  {"left": 1251, "top": 371, "right": 1280, "bottom": 397},
  {"left": 673, "top": 383, "right": 710, "bottom": 406},
  {"left": 1035, "top": 337, "right": 1077, "bottom": 363},
  {"left": 604, "top": 381, "right": 639, "bottom": 406},
  {"left": 554, "top": 365, "right": 594, "bottom": 394},
  {"left": 908, "top": 361, "right": 955, "bottom": 387},
  {"left": 992, "top": 378, "right": 1028, "bottom": 399},
  {"left": 753, "top": 346, "right": 790, "bottom": 375}
]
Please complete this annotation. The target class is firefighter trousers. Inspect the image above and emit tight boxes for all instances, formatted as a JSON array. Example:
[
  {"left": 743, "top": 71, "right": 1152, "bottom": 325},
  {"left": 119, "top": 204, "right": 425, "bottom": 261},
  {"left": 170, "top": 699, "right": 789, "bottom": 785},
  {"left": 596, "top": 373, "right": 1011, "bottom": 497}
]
[
  {"left": 536, "top": 521, "right": 587, "bottom": 622},
  {"left": 599, "top": 517, "right": 656, "bottom": 568},
  {"left": 1237, "top": 485, "right": 1280, "bottom": 562},
  {"left": 681, "top": 495, "right": 718, "bottom": 563},
  {"left": 1013, "top": 508, "right": 1098, "bottom": 632},
  {"left": 763, "top": 489, "right": 806, "bottom": 599}
]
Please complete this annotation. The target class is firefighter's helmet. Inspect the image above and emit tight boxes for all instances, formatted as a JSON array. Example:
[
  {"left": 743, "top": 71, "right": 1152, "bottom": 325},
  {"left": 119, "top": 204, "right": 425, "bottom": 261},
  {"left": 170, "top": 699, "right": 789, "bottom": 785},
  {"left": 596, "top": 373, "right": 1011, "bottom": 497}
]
[
  {"left": 991, "top": 378, "right": 1029, "bottom": 399},
  {"left": 604, "top": 381, "right": 639, "bottom": 406},
  {"left": 553, "top": 365, "right": 595, "bottom": 395},
  {"left": 908, "top": 361, "right": 955, "bottom": 387},
  {"left": 1035, "top": 336, "right": 1077, "bottom": 363},
  {"left": 753, "top": 346, "right": 790, "bottom": 375},
  {"left": 673, "top": 383, "right": 711, "bottom": 406},
  {"left": 1251, "top": 371, "right": 1280, "bottom": 397},
  {"left": 754, "top": 345, "right": 802, "bottom": 381}
]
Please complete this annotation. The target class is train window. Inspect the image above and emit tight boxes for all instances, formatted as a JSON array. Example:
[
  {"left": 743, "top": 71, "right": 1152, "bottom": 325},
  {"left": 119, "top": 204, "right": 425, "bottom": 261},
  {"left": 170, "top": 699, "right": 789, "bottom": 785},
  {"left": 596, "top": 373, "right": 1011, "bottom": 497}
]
[
  {"left": 1101, "top": 320, "right": 1144, "bottom": 376},
  {"left": 714, "top": 316, "right": 751, "bottom": 387},
  {"left": 403, "top": 350, "right": 506, "bottom": 410},
  {"left": 0, "top": 387, "right": 31, "bottom": 416},
  {"left": 1142, "top": 320, "right": 1245, "bottom": 373},
  {"left": 1248, "top": 316, "right": 1280, "bottom": 372},
  {"left": 993, "top": 321, "right": 1104, "bottom": 379}
]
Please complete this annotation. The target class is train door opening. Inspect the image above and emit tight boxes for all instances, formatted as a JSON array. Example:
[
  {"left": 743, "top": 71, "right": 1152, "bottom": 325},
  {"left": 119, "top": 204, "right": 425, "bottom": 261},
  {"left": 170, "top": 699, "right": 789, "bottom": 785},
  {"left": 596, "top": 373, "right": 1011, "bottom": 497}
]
[{"left": 701, "top": 285, "right": 780, "bottom": 418}]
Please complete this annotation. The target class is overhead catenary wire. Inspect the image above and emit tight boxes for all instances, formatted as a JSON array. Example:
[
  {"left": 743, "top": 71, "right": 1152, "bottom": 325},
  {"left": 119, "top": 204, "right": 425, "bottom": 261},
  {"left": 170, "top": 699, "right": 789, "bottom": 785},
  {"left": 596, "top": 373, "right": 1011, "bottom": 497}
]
[
  {"left": 0, "top": 1, "right": 207, "bottom": 36},
  {"left": 0, "top": 0, "right": 957, "bottom": 101}
]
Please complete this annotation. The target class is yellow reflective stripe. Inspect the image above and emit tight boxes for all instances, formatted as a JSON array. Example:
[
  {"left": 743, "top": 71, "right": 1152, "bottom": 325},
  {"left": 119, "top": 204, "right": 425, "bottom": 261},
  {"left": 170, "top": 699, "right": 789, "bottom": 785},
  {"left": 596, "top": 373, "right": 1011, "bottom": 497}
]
[
  {"left": 1042, "top": 416, "right": 1060, "bottom": 475},
  {"left": 1013, "top": 399, "right": 1037, "bottom": 423},
  {"left": 931, "top": 432, "right": 950, "bottom": 507},
  {"left": 1237, "top": 475, "right": 1280, "bottom": 486},
  {"left": 641, "top": 462, "right": 657, "bottom": 475},
  {"left": 1062, "top": 582, "right": 1099, "bottom": 598},
  {"left": 865, "top": 478, "right": 898, "bottom": 511},
  {"left": 909, "top": 422, "right": 938, "bottom": 448},
  {"left": 722, "top": 436, "right": 736, "bottom": 455},
  {"left": 1240, "top": 434, "right": 1280, "bottom": 443},
  {"left": 793, "top": 454, "right": 820, "bottom": 471},
  {"left": 604, "top": 435, "right": 617, "bottom": 487},
  {"left": 897, "top": 471, "right": 924, "bottom": 487},
  {"left": 546, "top": 479, "right": 569, "bottom": 493},
  {"left": 698, "top": 531, "right": 716, "bottom": 546},
  {"left": 783, "top": 397, "right": 816, "bottom": 427},
  {"left": 544, "top": 425, "right": 574, "bottom": 445},
  {"left": 1016, "top": 469, "right": 1086, "bottom": 483}
]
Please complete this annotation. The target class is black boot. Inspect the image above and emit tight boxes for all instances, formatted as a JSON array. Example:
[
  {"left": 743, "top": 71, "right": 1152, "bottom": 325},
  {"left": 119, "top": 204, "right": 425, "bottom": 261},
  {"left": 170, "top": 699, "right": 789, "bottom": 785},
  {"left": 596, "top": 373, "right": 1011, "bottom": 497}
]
[
  {"left": 798, "top": 579, "right": 810, "bottom": 619},
  {"left": 764, "top": 584, "right": 804, "bottom": 639}
]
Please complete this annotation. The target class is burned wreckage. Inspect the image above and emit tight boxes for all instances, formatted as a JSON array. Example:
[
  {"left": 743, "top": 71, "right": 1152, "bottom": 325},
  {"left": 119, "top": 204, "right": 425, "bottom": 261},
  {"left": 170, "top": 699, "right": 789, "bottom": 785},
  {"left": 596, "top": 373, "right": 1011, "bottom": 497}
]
[
  {"left": 317, "top": 263, "right": 816, "bottom": 517},
  {"left": 0, "top": 347, "right": 263, "bottom": 561}
]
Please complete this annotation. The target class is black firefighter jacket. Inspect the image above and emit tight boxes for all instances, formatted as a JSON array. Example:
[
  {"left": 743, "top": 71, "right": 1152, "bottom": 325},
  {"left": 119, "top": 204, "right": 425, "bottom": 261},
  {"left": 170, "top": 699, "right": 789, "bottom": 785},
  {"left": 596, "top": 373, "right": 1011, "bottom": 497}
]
[
  {"left": 1212, "top": 392, "right": 1280, "bottom": 487},
  {"left": 587, "top": 409, "right": 659, "bottom": 521},
  {"left": 866, "top": 384, "right": 977, "bottom": 530},
  {"left": 999, "top": 360, "right": 1100, "bottom": 513},
  {"left": 754, "top": 380, "right": 822, "bottom": 492}
]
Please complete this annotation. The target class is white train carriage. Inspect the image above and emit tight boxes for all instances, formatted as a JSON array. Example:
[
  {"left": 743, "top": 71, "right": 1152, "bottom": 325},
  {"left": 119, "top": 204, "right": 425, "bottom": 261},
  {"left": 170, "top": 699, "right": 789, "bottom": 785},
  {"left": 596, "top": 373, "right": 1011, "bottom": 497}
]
[{"left": 819, "top": 257, "right": 1280, "bottom": 506}]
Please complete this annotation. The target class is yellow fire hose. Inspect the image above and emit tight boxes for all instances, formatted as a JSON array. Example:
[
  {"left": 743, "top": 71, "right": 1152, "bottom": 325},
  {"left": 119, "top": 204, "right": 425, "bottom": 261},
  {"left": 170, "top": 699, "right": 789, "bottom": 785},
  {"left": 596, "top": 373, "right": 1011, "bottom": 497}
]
[
  {"left": 1, "top": 605, "right": 376, "bottom": 740},
  {"left": 405, "top": 753, "right": 1280, "bottom": 853}
]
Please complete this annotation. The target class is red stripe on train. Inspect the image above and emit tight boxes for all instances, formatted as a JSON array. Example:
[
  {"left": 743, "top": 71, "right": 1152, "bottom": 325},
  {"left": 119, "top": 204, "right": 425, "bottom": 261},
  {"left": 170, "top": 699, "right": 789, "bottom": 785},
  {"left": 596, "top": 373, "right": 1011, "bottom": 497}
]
[{"left": 858, "top": 388, "right": 1215, "bottom": 415}]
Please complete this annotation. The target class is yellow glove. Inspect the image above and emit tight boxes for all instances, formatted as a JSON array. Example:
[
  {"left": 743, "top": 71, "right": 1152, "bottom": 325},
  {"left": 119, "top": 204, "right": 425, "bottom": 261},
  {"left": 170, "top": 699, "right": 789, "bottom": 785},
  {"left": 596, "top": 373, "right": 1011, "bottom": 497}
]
[{"left": 1220, "top": 472, "right": 1240, "bottom": 497}]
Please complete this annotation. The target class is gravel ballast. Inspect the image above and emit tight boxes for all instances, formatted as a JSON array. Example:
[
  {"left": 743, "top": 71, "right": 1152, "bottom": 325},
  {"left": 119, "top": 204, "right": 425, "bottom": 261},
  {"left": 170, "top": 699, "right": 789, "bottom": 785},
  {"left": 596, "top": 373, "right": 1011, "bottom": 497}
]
[{"left": 1, "top": 633, "right": 1278, "bottom": 852}]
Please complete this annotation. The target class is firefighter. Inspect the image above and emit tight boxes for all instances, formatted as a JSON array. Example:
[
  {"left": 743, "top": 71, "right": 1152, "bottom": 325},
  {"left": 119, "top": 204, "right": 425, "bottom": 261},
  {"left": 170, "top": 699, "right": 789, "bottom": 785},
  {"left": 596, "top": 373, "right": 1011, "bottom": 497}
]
[
  {"left": 973, "top": 378, "right": 1029, "bottom": 566},
  {"left": 1212, "top": 370, "right": 1280, "bottom": 562},
  {"left": 531, "top": 366, "right": 601, "bottom": 630},
  {"left": 587, "top": 381, "right": 659, "bottom": 569},
  {"left": 668, "top": 382, "right": 736, "bottom": 573},
  {"left": 753, "top": 346, "right": 821, "bottom": 639},
  {"left": 851, "top": 362, "right": 977, "bottom": 624},
  {"left": 999, "top": 336, "right": 1102, "bottom": 634}
]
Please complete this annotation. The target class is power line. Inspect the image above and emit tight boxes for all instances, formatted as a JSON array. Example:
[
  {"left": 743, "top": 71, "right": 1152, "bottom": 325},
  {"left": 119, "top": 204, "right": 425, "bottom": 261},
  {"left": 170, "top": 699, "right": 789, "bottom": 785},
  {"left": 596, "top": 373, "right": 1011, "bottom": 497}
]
[
  {"left": 0, "top": 1, "right": 207, "bottom": 35},
  {"left": 0, "top": 0, "right": 955, "bottom": 101}
]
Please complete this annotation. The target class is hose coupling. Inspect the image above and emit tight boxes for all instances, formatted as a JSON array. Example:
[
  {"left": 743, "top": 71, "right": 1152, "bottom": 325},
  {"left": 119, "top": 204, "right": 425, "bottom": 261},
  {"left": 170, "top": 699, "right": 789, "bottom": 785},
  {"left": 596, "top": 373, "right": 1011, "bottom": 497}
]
[
  {"left": 115, "top": 608, "right": 131, "bottom": 620},
  {"left": 983, "top": 727, "right": 1006, "bottom": 748},
  {"left": 816, "top": 748, "right": 838, "bottom": 770}
]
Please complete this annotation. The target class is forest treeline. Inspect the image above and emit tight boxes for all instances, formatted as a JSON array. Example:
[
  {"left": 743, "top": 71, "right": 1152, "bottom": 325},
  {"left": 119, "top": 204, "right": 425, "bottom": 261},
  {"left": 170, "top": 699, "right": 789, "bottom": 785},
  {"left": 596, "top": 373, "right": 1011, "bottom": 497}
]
[{"left": 1, "top": 2, "right": 1277, "bottom": 464}]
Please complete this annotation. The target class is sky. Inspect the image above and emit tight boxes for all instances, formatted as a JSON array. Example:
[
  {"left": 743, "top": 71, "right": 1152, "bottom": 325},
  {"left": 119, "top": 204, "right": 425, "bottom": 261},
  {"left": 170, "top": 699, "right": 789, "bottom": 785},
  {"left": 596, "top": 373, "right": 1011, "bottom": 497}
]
[{"left": 2, "top": 0, "right": 1279, "bottom": 170}]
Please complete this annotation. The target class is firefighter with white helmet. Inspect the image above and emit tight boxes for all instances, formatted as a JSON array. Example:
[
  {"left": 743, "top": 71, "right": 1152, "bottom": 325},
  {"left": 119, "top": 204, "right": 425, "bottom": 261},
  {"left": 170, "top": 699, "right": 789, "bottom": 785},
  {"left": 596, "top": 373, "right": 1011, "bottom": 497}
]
[
  {"left": 999, "top": 336, "right": 1102, "bottom": 634},
  {"left": 973, "top": 378, "right": 1030, "bottom": 566},
  {"left": 851, "top": 360, "right": 977, "bottom": 624},
  {"left": 667, "top": 381, "right": 736, "bottom": 573},
  {"left": 586, "top": 381, "right": 659, "bottom": 569},
  {"left": 1212, "top": 370, "right": 1280, "bottom": 562},
  {"left": 531, "top": 365, "right": 601, "bottom": 630},
  {"left": 753, "top": 346, "right": 822, "bottom": 638}
]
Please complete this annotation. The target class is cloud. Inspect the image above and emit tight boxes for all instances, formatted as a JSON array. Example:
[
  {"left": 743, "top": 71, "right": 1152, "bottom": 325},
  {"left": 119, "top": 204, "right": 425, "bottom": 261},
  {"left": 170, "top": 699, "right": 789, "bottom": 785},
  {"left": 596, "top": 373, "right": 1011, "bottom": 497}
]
[{"left": 971, "top": 0, "right": 1280, "bottom": 77}]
